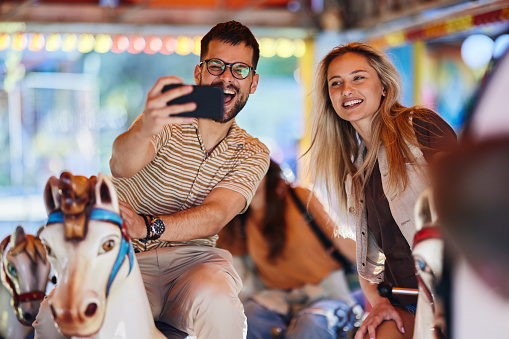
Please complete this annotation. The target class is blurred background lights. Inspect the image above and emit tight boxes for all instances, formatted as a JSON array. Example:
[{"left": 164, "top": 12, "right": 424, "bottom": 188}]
[
  {"left": 144, "top": 36, "right": 162, "bottom": 54},
  {"left": 276, "top": 38, "right": 294, "bottom": 58},
  {"left": 193, "top": 36, "right": 202, "bottom": 56},
  {"left": 160, "top": 36, "right": 177, "bottom": 55},
  {"left": 0, "top": 31, "right": 306, "bottom": 58},
  {"left": 29, "top": 33, "right": 45, "bottom": 52},
  {"left": 293, "top": 68, "right": 301, "bottom": 83},
  {"left": 287, "top": 0, "right": 300, "bottom": 12},
  {"left": 46, "top": 34, "right": 62, "bottom": 52},
  {"left": 493, "top": 34, "right": 509, "bottom": 59},
  {"left": 461, "top": 34, "right": 494, "bottom": 70},
  {"left": 260, "top": 38, "right": 276, "bottom": 58},
  {"left": 78, "top": 34, "right": 95, "bottom": 53},
  {"left": 293, "top": 39, "right": 306, "bottom": 58},
  {"left": 176, "top": 36, "right": 194, "bottom": 55},
  {"left": 94, "top": 34, "right": 112, "bottom": 53},
  {"left": 61, "top": 34, "right": 78, "bottom": 52},
  {"left": 128, "top": 35, "right": 145, "bottom": 54},
  {"left": 112, "top": 35, "right": 129, "bottom": 53},
  {"left": 0, "top": 33, "right": 11, "bottom": 50},
  {"left": 12, "top": 33, "right": 28, "bottom": 51}
]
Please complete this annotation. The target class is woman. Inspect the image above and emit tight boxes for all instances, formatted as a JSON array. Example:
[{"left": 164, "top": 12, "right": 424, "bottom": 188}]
[
  {"left": 218, "top": 160, "right": 362, "bottom": 339},
  {"left": 306, "top": 43, "right": 456, "bottom": 339}
]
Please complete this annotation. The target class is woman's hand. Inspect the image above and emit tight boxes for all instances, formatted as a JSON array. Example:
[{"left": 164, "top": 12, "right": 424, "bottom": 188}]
[{"left": 354, "top": 298, "right": 405, "bottom": 339}]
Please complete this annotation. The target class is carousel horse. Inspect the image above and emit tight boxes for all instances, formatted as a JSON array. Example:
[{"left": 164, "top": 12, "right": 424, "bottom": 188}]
[
  {"left": 377, "top": 187, "right": 446, "bottom": 339},
  {"left": 39, "top": 172, "right": 166, "bottom": 339},
  {"left": 1, "top": 225, "right": 51, "bottom": 339},
  {"left": 412, "top": 188, "right": 446, "bottom": 339}
]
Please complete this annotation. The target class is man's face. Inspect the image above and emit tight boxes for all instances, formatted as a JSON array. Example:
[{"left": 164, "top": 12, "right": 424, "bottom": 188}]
[{"left": 194, "top": 40, "right": 259, "bottom": 124}]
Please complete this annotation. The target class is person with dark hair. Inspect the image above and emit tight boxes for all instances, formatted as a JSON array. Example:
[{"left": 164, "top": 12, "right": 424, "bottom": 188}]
[
  {"left": 306, "top": 43, "right": 456, "bottom": 339},
  {"left": 34, "top": 21, "right": 269, "bottom": 339},
  {"left": 218, "top": 160, "right": 362, "bottom": 339}
]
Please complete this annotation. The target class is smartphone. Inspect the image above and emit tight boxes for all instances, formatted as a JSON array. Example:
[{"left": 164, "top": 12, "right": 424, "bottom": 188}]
[{"left": 162, "top": 84, "right": 224, "bottom": 120}]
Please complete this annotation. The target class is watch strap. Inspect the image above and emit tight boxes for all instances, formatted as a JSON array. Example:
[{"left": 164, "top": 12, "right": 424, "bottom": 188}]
[{"left": 138, "top": 214, "right": 152, "bottom": 243}]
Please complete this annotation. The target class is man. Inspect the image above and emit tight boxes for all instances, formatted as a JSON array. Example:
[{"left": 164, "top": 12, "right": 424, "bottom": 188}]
[{"left": 34, "top": 21, "right": 269, "bottom": 339}]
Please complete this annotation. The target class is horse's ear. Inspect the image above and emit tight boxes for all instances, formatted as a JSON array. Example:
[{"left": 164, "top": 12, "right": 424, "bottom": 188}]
[
  {"left": 94, "top": 173, "right": 120, "bottom": 214},
  {"left": 415, "top": 187, "right": 438, "bottom": 231},
  {"left": 11, "top": 225, "right": 26, "bottom": 247},
  {"left": 44, "top": 176, "right": 61, "bottom": 215},
  {"left": 35, "top": 225, "right": 45, "bottom": 239}
]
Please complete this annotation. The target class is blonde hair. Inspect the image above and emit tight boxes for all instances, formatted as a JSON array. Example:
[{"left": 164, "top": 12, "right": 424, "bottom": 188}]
[{"left": 307, "top": 42, "right": 436, "bottom": 213}]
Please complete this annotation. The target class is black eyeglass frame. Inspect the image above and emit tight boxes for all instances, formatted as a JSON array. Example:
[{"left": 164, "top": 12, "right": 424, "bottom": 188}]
[{"left": 199, "top": 58, "right": 256, "bottom": 80}]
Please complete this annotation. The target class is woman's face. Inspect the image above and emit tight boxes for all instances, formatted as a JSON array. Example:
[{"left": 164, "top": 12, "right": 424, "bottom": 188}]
[{"left": 327, "top": 52, "right": 385, "bottom": 132}]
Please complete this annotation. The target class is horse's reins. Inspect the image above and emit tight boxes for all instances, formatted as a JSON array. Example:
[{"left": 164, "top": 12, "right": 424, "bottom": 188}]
[
  {"left": 1, "top": 235, "right": 46, "bottom": 325},
  {"left": 413, "top": 225, "right": 443, "bottom": 314},
  {"left": 46, "top": 208, "right": 135, "bottom": 296}
]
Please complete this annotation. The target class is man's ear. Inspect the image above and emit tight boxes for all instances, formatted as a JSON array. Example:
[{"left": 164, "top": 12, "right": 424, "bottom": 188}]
[
  {"left": 249, "top": 73, "right": 259, "bottom": 94},
  {"left": 194, "top": 64, "right": 201, "bottom": 85}
]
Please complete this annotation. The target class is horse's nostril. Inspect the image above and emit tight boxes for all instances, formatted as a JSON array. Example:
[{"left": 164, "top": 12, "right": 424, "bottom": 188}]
[
  {"left": 23, "top": 312, "right": 35, "bottom": 322},
  {"left": 84, "top": 303, "right": 97, "bottom": 317}
]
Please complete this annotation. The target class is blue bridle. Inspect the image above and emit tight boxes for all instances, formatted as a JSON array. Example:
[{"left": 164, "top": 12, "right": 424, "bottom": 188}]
[{"left": 47, "top": 208, "right": 134, "bottom": 296}]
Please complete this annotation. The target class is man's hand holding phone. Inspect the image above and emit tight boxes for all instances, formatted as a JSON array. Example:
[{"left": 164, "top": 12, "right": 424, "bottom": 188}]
[
  {"left": 139, "top": 76, "right": 224, "bottom": 138},
  {"left": 139, "top": 76, "right": 196, "bottom": 137}
]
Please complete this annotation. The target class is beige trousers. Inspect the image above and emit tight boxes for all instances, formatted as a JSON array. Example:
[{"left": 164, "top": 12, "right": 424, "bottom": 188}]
[
  {"left": 34, "top": 245, "right": 247, "bottom": 339},
  {"left": 139, "top": 246, "right": 246, "bottom": 338}
]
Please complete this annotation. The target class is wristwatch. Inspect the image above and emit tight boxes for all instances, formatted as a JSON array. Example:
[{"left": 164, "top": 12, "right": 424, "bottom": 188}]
[{"left": 149, "top": 217, "right": 165, "bottom": 239}]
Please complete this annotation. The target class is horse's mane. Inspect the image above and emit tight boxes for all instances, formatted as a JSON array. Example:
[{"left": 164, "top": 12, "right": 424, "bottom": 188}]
[
  {"left": 9, "top": 235, "right": 47, "bottom": 264},
  {"left": 47, "top": 172, "right": 98, "bottom": 240}
]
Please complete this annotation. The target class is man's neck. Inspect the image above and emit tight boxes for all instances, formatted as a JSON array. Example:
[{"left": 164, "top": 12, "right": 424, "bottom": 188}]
[{"left": 197, "top": 118, "right": 234, "bottom": 152}]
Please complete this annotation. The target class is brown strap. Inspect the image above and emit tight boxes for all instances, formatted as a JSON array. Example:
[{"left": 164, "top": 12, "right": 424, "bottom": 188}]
[{"left": 287, "top": 186, "right": 354, "bottom": 273}]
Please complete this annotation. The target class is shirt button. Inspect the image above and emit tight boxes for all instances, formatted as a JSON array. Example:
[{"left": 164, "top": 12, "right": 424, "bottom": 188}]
[{"left": 348, "top": 207, "right": 355, "bottom": 213}]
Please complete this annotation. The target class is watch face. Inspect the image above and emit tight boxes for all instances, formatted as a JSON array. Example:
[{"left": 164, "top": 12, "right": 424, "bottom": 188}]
[{"left": 151, "top": 218, "right": 165, "bottom": 235}]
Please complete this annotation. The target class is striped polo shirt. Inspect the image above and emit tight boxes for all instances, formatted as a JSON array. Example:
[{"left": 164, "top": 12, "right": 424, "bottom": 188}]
[{"left": 112, "top": 118, "right": 270, "bottom": 252}]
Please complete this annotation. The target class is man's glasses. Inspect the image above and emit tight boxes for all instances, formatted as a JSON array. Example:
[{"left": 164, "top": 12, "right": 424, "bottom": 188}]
[{"left": 200, "top": 58, "right": 255, "bottom": 80}]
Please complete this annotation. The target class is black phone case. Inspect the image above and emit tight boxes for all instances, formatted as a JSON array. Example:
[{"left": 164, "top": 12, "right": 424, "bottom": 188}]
[{"left": 162, "top": 84, "right": 224, "bottom": 120}]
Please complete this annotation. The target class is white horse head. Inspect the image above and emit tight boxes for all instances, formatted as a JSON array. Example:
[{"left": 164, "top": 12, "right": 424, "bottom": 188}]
[
  {"left": 0, "top": 225, "right": 51, "bottom": 339},
  {"left": 412, "top": 187, "right": 446, "bottom": 339},
  {"left": 40, "top": 172, "right": 164, "bottom": 338}
]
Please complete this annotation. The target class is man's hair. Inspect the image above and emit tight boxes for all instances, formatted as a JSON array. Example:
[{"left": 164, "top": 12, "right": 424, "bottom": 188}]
[{"left": 200, "top": 20, "right": 260, "bottom": 69}]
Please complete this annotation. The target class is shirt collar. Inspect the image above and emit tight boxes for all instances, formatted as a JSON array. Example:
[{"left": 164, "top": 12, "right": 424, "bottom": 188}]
[{"left": 187, "top": 118, "right": 245, "bottom": 149}]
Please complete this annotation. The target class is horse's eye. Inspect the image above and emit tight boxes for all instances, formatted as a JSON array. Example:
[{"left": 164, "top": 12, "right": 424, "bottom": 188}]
[
  {"left": 102, "top": 239, "right": 115, "bottom": 252},
  {"left": 416, "top": 259, "right": 426, "bottom": 271},
  {"left": 44, "top": 244, "right": 53, "bottom": 257},
  {"left": 6, "top": 262, "right": 17, "bottom": 278},
  {"left": 415, "top": 258, "right": 433, "bottom": 274}
]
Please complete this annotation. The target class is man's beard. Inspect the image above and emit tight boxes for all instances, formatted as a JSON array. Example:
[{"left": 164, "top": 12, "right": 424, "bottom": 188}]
[
  {"left": 199, "top": 77, "right": 249, "bottom": 124},
  {"left": 214, "top": 93, "right": 248, "bottom": 124}
]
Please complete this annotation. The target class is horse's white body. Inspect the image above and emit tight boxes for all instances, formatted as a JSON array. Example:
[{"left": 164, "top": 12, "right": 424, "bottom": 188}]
[
  {"left": 0, "top": 226, "right": 51, "bottom": 339},
  {"left": 412, "top": 188, "right": 445, "bottom": 339},
  {"left": 41, "top": 222, "right": 164, "bottom": 339},
  {"left": 39, "top": 172, "right": 165, "bottom": 339}
]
